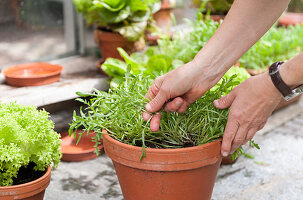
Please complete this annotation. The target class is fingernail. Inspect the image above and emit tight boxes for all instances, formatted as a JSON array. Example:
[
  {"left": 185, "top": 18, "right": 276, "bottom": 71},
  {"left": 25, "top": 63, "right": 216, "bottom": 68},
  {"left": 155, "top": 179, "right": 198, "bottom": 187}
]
[
  {"left": 175, "top": 99, "right": 182, "bottom": 106},
  {"left": 213, "top": 100, "right": 219, "bottom": 107},
  {"left": 146, "top": 103, "right": 152, "bottom": 111},
  {"left": 222, "top": 151, "right": 228, "bottom": 157}
]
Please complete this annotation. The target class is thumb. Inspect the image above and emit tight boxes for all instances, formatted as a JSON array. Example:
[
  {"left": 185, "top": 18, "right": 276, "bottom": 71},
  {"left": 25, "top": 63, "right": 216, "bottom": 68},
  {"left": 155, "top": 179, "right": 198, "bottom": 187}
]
[
  {"left": 146, "top": 89, "right": 168, "bottom": 113},
  {"left": 214, "top": 91, "right": 236, "bottom": 109}
]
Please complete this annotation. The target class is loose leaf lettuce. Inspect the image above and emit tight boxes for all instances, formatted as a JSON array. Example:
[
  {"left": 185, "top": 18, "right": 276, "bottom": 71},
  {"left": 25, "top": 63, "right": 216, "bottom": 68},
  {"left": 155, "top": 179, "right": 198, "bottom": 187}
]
[{"left": 0, "top": 102, "right": 61, "bottom": 186}]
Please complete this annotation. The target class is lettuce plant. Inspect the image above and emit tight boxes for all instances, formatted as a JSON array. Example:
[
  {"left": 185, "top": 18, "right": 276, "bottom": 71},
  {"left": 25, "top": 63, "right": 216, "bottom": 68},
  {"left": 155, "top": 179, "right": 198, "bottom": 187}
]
[
  {"left": 0, "top": 102, "right": 61, "bottom": 186},
  {"left": 73, "top": 0, "right": 161, "bottom": 41}
]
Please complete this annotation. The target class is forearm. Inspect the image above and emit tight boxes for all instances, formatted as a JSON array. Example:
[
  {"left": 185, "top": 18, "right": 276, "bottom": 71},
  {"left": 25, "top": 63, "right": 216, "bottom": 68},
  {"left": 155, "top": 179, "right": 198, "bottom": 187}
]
[
  {"left": 193, "top": 0, "right": 290, "bottom": 82},
  {"left": 279, "top": 52, "right": 303, "bottom": 89}
]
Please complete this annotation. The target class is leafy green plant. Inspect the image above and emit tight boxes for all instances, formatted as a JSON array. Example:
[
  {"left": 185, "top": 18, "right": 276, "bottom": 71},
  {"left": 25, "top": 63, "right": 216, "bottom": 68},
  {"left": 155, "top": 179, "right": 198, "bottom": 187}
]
[
  {"left": 193, "top": 0, "right": 234, "bottom": 14},
  {"left": 101, "top": 10, "right": 220, "bottom": 86},
  {"left": 240, "top": 24, "right": 303, "bottom": 69},
  {"left": 0, "top": 102, "right": 61, "bottom": 186},
  {"left": 73, "top": 0, "right": 161, "bottom": 41}
]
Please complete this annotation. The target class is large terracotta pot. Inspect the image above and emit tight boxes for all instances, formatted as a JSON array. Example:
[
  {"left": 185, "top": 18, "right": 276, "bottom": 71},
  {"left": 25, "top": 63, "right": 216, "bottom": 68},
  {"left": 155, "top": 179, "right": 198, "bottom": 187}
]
[
  {"left": 103, "top": 133, "right": 222, "bottom": 200},
  {"left": 94, "top": 29, "right": 135, "bottom": 60},
  {"left": 0, "top": 166, "right": 51, "bottom": 200}
]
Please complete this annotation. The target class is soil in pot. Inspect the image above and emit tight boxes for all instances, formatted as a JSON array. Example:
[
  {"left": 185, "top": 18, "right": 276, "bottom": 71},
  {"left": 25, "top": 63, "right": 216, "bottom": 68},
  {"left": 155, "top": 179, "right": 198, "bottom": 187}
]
[
  {"left": 103, "top": 133, "right": 222, "bottom": 200},
  {"left": 0, "top": 164, "right": 51, "bottom": 200},
  {"left": 12, "top": 162, "right": 46, "bottom": 185}
]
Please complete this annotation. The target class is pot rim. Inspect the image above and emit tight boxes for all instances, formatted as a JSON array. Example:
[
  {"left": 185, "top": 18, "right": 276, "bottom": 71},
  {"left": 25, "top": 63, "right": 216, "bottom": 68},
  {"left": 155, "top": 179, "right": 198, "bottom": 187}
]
[
  {"left": 103, "top": 132, "right": 221, "bottom": 153},
  {"left": 0, "top": 166, "right": 51, "bottom": 189}
]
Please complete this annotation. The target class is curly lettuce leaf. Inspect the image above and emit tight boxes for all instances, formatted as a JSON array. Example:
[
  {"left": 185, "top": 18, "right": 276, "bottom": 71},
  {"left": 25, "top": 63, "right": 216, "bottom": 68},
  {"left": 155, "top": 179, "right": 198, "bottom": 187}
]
[{"left": 0, "top": 102, "right": 61, "bottom": 186}]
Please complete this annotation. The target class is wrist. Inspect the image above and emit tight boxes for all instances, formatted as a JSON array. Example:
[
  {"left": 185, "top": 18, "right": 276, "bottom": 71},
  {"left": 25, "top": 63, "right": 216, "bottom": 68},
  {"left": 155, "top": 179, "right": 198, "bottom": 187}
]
[
  {"left": 261, "top": 72, "right": 282, "bottom": 99},
  {"left": 279, "top": 62, "right": 300, "bottom": 89}
]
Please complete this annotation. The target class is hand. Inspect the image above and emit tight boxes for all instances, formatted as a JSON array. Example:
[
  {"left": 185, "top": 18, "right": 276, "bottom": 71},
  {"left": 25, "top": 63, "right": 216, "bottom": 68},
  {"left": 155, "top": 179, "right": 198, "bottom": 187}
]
[
  {"left": 143, "top": 60, "right": 220, "bottom": 132},
  {"left": 214, "top": 72, "right": 282, "bottom": 157}
]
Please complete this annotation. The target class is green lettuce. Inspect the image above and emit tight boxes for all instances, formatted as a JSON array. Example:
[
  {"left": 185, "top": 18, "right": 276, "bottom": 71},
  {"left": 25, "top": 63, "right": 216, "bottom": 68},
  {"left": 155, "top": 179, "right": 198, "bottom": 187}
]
[
  {"left": 73, "top": 0, "right": 161, "bottom": 41},
  {"left": 0, "top": 102, "right": 61, "bottom": 186}
]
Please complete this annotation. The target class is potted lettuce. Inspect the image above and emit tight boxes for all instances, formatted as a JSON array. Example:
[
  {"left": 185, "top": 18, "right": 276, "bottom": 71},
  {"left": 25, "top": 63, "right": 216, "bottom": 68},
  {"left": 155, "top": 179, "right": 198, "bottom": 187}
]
[
  {"left": 73, "top": 0, "right": 161, "bottom": 60},
  {"left": 0, "top": 102, "right": 61, "bottom": 200}
]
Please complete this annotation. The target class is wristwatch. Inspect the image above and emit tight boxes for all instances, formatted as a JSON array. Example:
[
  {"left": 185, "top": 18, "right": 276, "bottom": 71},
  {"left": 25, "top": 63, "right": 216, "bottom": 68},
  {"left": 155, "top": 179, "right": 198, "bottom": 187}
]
[{"left": 269, "top": 61, "right": 303, "bottom": 101}]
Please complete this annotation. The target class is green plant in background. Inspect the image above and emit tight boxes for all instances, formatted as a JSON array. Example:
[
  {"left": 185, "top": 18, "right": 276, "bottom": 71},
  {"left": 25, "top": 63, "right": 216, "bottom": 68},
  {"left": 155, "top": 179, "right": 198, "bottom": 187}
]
[
  {"left": 240, "top": 24, "right": 303, "bottom": 69},
  {"left": 193, "top": 0, "right": 234, "bottom": 14},
  {"left": 101, "top": 10, "right": 220, "bottom": 87},
  {"left": 73, "top": 0, "right": 161, "bottom": 41},
  {"left": 0, "top": 102, "right": 61, "bottom": 186}
]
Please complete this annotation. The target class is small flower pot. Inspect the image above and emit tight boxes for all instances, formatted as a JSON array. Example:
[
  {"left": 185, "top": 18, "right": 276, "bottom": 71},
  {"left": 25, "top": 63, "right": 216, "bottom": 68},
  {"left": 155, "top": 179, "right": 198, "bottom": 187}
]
[
  {"left": 221, "top": 155, "right": 238, "bottom": 165},
  {"left": 0, "top": 166, "right": 51, "bottom": 200},
  {"left": 103, "top": 133, "right": 222, "bottom": 200},
  {"left": 94, "top": 29, "right": 136, "bottom": 61},
  {"left": 278, "top": 12, "right": 303, "bottom": 27},
  {"left": 153, "top": 0, "right": 174, "bottom": 31},
  {"left": 209, "top": 15, "right": 225, "bottom": 22}
]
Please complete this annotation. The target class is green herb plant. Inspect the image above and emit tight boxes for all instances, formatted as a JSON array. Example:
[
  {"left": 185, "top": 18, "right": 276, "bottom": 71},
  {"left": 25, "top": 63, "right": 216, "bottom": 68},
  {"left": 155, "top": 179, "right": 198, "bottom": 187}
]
[
  {"left": 70, "top": 67, "right": 253, "bottom": 160},
  {"left": 0, "top": 102, "right": 61, "bottom": 186},
  {"left": 73, "top": 0, "right": 161, "bottom": 41}
]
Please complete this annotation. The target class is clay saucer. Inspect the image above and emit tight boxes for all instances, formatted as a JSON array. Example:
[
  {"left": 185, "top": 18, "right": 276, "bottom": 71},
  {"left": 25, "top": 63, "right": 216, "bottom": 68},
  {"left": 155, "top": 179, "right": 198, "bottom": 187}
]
[
  {"left": 60, "top": 130, "right": 104, "bottom": 162},
  {"left": 2, "top": 62, "right": 63, "bottom": 87}
]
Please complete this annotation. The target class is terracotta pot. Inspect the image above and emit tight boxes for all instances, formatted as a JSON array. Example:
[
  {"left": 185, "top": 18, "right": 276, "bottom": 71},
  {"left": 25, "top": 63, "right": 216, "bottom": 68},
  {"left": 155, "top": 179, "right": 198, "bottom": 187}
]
[
  {"left": 94, "top": 29, "right": 136, "bottom": 60},
  {"left": 209, "top": 15, "right": 225, "bottom": 22},
  {"left": 153, "top": 0, "right": 174, "bottom": 31},
  {"left": 61, "top": 130, "right": 104, "bottom": 162},
  {"left": 278, "top": 12, "right": 303, "bottom": 27},
  {"left": 2, "top": 62, "right": 62, "bottom": 87},
  {"left": 0, "top": 166, "right": 51, "bottom": 200},
  {"left": 221, "top": 155, "right": 238, "bottom": 165},
  {"left": 103, "top": 133, "right": 222, "bottom": 200}
]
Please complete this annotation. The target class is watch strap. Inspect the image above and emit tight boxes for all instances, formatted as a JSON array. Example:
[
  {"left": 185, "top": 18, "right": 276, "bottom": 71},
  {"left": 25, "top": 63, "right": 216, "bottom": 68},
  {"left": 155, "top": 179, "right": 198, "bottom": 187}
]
[{"left": 269, "top": 61, "right": 292, "bottom": 97}]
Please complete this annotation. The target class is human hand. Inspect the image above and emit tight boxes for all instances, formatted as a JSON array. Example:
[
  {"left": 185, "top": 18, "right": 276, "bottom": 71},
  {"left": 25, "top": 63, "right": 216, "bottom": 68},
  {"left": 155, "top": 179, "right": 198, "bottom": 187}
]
[
  {"left": 213, "top": 72, "right": 282, "bottom": 157},
  {"left": 143, "top": 60, "right": 221, "bottom": 132}
]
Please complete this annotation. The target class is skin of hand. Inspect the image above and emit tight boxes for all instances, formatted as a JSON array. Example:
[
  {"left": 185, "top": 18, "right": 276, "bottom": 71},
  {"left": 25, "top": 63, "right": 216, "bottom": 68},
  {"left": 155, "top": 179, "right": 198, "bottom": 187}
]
[
  {"left": 142, "top": 60, "right": 221, "bottom": 132},
  {"left": 213, "top": 72, "right": 282, "bottom": 156}
]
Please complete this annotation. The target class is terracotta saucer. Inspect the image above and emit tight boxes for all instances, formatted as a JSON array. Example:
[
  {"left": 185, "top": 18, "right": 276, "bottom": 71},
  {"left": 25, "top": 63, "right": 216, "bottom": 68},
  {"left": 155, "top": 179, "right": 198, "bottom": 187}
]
[
  {"left": 2, "top": 62, "right": 63, "bottom": 87},
  {"left": 60, "top": 130, "right": 104, "bottom": 162}
]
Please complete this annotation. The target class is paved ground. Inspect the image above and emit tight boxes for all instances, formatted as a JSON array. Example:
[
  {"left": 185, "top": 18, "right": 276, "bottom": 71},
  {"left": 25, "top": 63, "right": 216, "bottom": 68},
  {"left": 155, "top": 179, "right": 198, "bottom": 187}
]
[{"left": 45, "top": 98, "right": 303, "bottom": 200}]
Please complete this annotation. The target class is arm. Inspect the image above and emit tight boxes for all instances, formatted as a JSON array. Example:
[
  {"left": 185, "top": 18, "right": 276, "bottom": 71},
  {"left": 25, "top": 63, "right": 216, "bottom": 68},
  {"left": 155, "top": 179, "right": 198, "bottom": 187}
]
[
  {"left": 215, "top": 52, "right": 303, "bottom": 156},
  {"left": 143, "top": 0, "right": 291, "bottom": 131}
]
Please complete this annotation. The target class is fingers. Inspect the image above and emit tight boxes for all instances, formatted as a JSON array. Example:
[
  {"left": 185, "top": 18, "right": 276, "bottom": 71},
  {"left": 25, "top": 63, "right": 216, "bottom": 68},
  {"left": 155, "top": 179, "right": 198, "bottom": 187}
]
[
  {"left": 164, "top": 97, "right": 184, "bottom": 113},
  {"left": 243, "top": 128, "right": 258, "bottom": 145},
  {"left": 150, "top": 113, "right": 161, "bottom": 132},
  {"left": 230, "top": 125, "right": 248, "bottom": 154},
  {"left": 214, "top": 91, "right": 236, "bottom": 109},
  {"left": 142, "top": 112, "right": 151, "bottom": 121},
  {"left": 221, "top": 119, "right": 239, "bottom": 157}
]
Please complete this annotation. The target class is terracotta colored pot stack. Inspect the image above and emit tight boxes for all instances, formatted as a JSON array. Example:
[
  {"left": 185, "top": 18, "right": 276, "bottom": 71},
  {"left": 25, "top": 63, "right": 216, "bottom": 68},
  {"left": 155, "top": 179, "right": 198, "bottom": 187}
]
[
  {"left": 103, "top": 133, "right": 222, "bottom": 200},
  {"left": 0, "top": 167, "right": 51, "bottom": 200}
]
